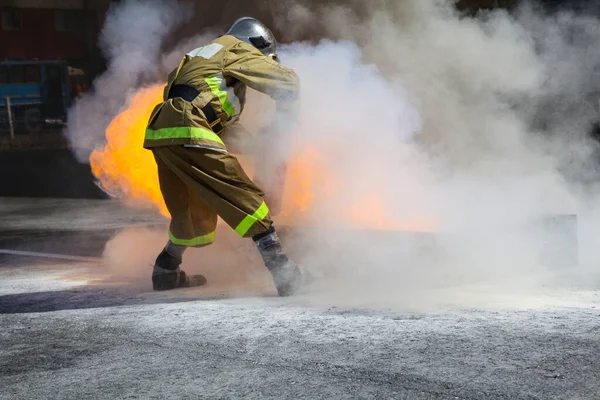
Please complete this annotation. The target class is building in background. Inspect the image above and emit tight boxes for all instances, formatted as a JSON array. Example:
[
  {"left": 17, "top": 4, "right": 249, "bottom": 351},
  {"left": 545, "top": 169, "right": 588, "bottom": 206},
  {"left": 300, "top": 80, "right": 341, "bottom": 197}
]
[
  {"left": 0, "top": 1, "right": 111, "bottom": 136},
  {"left": 0, "top": 0, "right": 111, "bottom": 80}
]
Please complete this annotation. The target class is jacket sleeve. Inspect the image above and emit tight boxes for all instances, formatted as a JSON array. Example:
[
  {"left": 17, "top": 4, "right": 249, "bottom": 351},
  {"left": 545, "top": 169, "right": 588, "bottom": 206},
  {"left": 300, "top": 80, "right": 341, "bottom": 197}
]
[{"left": 223, "top": 41, "right": 300, "bottom": 109}]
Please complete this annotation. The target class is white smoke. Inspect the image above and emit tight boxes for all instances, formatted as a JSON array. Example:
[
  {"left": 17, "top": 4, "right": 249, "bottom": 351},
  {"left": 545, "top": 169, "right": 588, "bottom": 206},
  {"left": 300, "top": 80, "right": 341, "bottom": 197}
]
[
  {"left": 258, "top": 0, "right": 597, "bottom": 307},
  {"left": 80, "top": 0, "right": 600, "bottom": 308},
  {"left": 64, "top": 0, "right": 191, "bottom": 162}
]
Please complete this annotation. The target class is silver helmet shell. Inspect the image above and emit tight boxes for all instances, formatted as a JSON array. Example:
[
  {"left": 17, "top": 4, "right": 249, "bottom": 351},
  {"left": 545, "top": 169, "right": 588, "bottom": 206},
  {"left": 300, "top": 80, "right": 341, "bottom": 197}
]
[{"left": 226, "top": 17, "right": 278, "bottom": 60}]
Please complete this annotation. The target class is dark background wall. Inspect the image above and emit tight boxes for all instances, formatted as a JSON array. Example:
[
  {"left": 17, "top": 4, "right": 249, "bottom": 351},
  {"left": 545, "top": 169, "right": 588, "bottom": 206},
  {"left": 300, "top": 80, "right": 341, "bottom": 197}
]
[
  {"left": 0, "top": 148, "right": 107, "bottom": 198},
  {"left": 0, "top": 0, "right": 110, "bottom": 79},
  {"left": 0, "top": 0, "right": 109, "bottom": 199}
]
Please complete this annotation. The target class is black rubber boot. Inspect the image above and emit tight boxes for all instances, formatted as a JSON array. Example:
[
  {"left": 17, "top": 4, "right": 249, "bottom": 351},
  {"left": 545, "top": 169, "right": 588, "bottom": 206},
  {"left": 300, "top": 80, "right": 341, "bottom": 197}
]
[
  {"left": 152, "top": 242, "right": 207, "bottom": 291},
  {"left": 253, "top": 226, "right": 306, "bottom": 297}
]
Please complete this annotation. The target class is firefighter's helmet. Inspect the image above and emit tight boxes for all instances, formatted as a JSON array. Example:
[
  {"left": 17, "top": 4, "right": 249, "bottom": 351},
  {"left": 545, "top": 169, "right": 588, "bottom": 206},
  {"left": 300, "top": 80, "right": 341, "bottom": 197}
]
[{"left": 226, "top": 17, "right": 278, "bottom": 60}]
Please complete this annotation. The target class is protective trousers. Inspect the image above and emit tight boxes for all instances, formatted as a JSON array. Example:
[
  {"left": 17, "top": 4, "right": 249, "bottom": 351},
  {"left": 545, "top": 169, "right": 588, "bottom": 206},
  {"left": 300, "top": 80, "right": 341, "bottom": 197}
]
[{"left": 152, "top": 145, "right": 273, "bottom": 247}]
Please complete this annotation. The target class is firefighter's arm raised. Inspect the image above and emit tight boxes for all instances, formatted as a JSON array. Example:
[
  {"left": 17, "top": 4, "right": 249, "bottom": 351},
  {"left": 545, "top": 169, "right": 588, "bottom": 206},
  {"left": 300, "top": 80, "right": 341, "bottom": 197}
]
[{"left": 223, "top": 41, "right": 300, "bottom": 111}]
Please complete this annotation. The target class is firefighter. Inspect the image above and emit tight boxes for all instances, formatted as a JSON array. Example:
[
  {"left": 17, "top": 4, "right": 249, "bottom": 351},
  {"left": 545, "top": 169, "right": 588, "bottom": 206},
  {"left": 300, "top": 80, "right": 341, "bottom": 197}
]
[{"left": 144, "top": 17, "right": 307, "bottom": 296}]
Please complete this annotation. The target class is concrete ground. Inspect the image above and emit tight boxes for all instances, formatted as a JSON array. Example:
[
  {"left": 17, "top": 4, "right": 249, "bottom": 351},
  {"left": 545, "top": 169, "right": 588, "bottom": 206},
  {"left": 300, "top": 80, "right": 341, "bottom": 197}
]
[{"left": 1, "top": 198, "right": 599, "bottom": 400}]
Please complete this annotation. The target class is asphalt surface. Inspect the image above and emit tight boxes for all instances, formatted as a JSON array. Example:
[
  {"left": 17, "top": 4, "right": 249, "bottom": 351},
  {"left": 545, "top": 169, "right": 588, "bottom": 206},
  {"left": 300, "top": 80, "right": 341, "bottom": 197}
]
[{"left": 1, "top": 198, "right": 599, "bottom": 400}]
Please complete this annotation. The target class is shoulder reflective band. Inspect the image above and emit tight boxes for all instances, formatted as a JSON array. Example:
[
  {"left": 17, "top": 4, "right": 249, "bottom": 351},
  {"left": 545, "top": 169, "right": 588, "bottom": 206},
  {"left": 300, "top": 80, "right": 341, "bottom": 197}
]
[
  {"left": 187, "top": 43, "right": 224, "bottom": 59},
  {"left": 145, "top": 127, "right": 224, "bottom": 146},
  {"left": 205, "top": 73, "right": 240, "bottom": 119},
  {"left": 235, "top": 201, "right": 270, "bottom": 237},
  {"left": 169, "top": 230, "right": 215, "bottom": 247}
]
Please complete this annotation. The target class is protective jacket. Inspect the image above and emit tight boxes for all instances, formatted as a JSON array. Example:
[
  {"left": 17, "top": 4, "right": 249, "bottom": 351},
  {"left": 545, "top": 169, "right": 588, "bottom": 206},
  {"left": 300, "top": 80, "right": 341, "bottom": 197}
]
[{"left": 144, "top": 35, "right": 300, "bottom": 150}]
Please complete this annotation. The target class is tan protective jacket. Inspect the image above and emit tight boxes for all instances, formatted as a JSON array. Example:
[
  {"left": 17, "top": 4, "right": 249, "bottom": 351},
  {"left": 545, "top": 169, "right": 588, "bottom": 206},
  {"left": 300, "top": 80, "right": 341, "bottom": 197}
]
[{"left": 144, "top": 35, "right": 300, "bottom": 150}]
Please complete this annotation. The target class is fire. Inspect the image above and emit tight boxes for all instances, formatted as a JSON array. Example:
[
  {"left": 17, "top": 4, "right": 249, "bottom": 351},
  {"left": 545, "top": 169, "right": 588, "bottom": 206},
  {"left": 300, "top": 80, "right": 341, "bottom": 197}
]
[
  {"left": 281, "top": 148, "right": 332, "bottom": 214},
  {"left": 90, "top": 86, "right": 436, "bottom": 233},
  {"left": 90, "top": 84, "right": 169, "bottom": 217},
  {"left": 348, "top": 195, "right": 436, "bottom": 232}
]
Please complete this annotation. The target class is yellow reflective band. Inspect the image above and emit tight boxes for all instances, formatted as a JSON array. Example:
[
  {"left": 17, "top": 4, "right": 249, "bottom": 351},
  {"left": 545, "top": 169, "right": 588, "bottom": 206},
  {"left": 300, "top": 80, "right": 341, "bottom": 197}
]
[
  {"left": 169, "top": 230, "right": 215, "bottom": 247},
  {"left": 205, "top": 75, "right": 235, "bottom": 118},
  {"left": 145, "top": 127, "right": 224, "bottom": 145},
  {"left": 235, "top": 202, "right": 270, "bottom": 237}
]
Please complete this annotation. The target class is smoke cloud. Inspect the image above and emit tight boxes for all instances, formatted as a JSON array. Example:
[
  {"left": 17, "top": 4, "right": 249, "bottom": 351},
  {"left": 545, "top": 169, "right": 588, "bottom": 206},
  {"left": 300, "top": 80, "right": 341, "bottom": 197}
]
[
  {"left": 64, "top": 0, "right": 191, "bottom": 161},
  {"left": 78, "top": 0, "right": 600, "bottom": 309}
]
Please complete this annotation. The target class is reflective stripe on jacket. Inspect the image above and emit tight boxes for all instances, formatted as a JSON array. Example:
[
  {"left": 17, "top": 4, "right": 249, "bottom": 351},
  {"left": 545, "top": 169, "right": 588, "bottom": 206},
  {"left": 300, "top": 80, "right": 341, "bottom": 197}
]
[{"left": 144, "top": 35, "right": 300, "bottom": 149}]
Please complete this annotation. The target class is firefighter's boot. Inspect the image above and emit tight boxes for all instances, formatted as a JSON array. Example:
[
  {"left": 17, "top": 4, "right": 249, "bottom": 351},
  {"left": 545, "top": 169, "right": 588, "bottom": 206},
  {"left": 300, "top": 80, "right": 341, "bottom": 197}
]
[
  {"left": 253, "top": 227, "right": 306, "bottom": 297},
  {"left": 152, "top": 241, "right": 207, "bottom": 291}
]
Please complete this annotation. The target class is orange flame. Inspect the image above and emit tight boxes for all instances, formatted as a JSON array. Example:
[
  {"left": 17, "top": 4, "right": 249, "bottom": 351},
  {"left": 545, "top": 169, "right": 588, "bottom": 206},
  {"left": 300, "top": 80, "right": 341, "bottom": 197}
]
[
  {"left": 90, "top": 86, "right": 436, "bottom": 233},
  {"left": 90, "top": 84, "right": 169, "bottom": 217}
]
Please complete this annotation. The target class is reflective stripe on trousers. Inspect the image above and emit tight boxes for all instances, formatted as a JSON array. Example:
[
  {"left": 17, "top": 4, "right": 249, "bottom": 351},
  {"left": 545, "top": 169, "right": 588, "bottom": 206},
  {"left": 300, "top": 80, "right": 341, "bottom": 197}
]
[
  {"left": 235, "top": 201, "right": 269, "bottom": 237},
  {"left": 168, "top": 230, "right": 215, "bottom": 247}
]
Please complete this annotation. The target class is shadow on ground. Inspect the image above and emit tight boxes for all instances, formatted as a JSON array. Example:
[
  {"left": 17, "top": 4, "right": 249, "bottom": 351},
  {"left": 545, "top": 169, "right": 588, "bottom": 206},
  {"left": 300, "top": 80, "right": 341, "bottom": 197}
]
[{"left": 0, "top": 284, "right": 275, "bottom": 314}]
